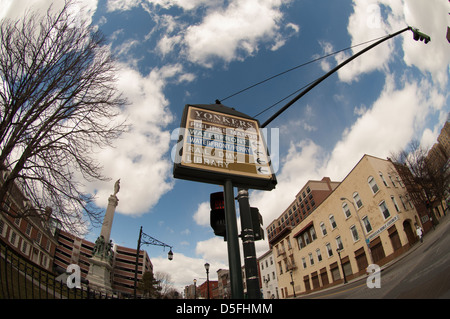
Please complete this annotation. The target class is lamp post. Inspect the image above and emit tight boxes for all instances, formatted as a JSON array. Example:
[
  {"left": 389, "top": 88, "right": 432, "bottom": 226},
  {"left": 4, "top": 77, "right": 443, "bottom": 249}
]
[
  {"left": 133, "top": 226, "right": 173, "bottom": 298},
  {"left": 336, "top": 248, "right": 347, "bottom": 284},
  {"left": 193, "top": 279, "right": 197, "bottom": 299},
  {"left": 205, "top": 262, "right": 210, "bottom": 299},
  {"left": 289, "top": 270, "right": 296, "bottom": 298},
  {"left": 340, "top": 197, "right": 374, "bottom": 265}
]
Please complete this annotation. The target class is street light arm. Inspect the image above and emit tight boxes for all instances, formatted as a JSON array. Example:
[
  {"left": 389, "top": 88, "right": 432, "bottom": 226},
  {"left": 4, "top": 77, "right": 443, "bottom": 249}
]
[{"left": 261, "top": 26, "right": 415, "bottom": 128}]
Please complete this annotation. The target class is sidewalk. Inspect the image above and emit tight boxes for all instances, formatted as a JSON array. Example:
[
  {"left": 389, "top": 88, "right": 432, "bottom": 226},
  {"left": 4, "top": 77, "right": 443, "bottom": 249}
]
[{"left": 294, "top": 213, "right": 450, "bottom": 299}]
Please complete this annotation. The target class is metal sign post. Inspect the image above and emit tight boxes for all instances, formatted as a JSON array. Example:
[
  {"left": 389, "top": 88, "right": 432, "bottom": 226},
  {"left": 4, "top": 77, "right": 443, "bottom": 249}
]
[{"left": 223, "top": 180, "right": 244, "bottom": 299}]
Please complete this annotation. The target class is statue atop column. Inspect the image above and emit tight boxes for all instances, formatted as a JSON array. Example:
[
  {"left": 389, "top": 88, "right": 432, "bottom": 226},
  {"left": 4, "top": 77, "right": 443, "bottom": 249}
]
[{"left": 113, "top": 179, "right": 120, "bottom": 197}]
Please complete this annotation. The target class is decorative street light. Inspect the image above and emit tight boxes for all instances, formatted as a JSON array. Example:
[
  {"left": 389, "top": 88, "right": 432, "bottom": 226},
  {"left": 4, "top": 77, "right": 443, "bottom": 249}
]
[
  {"left": 193, "top": 279, "right": 197, "bottom": 299},
  {"left": 336, "top": 248, "right": 347, "bottom": 284},
  {"left": 133, "top": 226, "right": 173, "bottom": 298},
  {"left": 204, "top": 262, "right": 210, "bottom": 299},
  {"left": 289, "top": 270, "right": 296, "bottom": 298}
]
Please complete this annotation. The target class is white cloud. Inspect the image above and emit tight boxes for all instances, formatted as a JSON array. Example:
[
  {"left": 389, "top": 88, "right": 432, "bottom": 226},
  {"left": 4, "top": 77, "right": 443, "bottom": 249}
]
[
  {"left": 85, "top": 64, "right": 195, "bottom": 216},
  {"left": 183, "top": 0, "right": 296, "bottom": 67},
  {"left": 335, "top": 0, "right": 450, "bottom": 88},
  {"left": 151, "top": 251, "right": 227, "bottom": 293},
  {"left": 193, "top": 202, "right": 210, "bottom": 227}
]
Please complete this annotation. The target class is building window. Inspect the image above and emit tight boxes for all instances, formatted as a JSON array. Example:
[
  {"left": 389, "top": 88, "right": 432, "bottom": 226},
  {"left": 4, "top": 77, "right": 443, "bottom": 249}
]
[
  {"left": 353, "top": 192, "right": 363, "bottom": 209},
  {"left": 310, "top": 227, "right": 317, "bottom": 241},
  {"left": 25, "top": 223, "right": 32, "bottom": 236},
  {"left": 379, "top": 201, "right": 391, "bottom": 219},
  {"left": 368, "top": 176, "right": 379, "bottom": 194},
  {"left": 336, "top": 236, "right": 344, "bottom": 250},
  {"left": 350, "top": 225, "right": 359, "bottom": 242},
  {"left": 388, "top": 175, "right": 397, "bottom": 187},
  {"left": 326, "top": 243, "right": 333, "bottom": 257},
  {"left": 342, "top": 203, "right": 351, "bottom": 218},
  {"left": 309, "top": 253, "right": 314, "bottom": 266},
  {"left": 316, "top": 249, "right": 322, "bottom": 262},
  {"left": 329, "top": 215, "right": 337, "bottom": 229},
  {"left": 320, "top": 222, "right": 327, "bottom": 236},
  {"left": 399, "top": 195, "right": 407, "bottom": 210},
  {"left": 0, "top": 219, "right": 5, "bottom": 237},
  {"left": 379, "top": 172, "right": 388, "bottom": 187},
  {"left": 297, "top": 236, "right": 305, "bottom": 250},
  {"left": 303, "top": 233, "right": 310, "bottom": 245},
  {"left": 302, "top": 257, "right": 307, "bottom": 269},
  {"left": 391, "top": 196, "right": 400, "bottom": 212},
  {"left": 362, "top": 216, "right": 373, "bottom": 233}
]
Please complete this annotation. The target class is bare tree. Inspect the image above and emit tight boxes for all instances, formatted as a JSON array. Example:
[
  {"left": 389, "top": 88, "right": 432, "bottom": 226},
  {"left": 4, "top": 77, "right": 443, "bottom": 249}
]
[
  {"left": 0, "top": 1, "right": 127, "bottom": 234},
  {"left": 390, "top": 139, "right": 449, "bottom": 223}
]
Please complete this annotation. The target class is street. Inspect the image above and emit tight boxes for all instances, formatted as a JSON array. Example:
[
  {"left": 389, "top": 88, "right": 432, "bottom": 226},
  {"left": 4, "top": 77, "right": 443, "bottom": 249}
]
[{"left": 299, "top": 214, "right": 450, "bottom": 299}]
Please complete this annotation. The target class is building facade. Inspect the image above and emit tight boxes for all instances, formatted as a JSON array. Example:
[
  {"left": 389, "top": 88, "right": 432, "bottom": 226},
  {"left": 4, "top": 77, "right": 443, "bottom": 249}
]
[
  {"left": 1, "top": 172, "right": 60, "bottom": 273},
  {"left": 267, "top": 177, "right": 339, "bottom": 248},
  {"left": 54, "top": 229, "right": 152, "bottom": 297},
  {"left": 273, "top": 155, "right": 429, "bottom": 298},
  {"left": 258, "top": 249, "right": 279, "bottom": 299}
]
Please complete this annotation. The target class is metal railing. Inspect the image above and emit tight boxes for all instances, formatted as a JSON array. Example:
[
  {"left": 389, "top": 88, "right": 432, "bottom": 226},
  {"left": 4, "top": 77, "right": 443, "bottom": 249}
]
[{"left": 0, "top": 239, "right": 114, "bottom": 299}]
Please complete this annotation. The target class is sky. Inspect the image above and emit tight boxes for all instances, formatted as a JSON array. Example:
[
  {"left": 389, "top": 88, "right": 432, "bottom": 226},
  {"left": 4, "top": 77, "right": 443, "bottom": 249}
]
[{"left": 1, "top": 0, "right": 449, "bottom": 293}]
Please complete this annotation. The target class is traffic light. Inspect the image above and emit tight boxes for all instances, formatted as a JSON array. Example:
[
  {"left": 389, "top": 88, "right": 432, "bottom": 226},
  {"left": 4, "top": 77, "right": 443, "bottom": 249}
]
[
  {"left": 250, "top": 207, "right": 264, "bottom": 241},
  {"left": 210, "top": 192, "right": 226, "bottom": 240},
  {"left": 411, "top": 28, "right": 430, "bottom": 44}
]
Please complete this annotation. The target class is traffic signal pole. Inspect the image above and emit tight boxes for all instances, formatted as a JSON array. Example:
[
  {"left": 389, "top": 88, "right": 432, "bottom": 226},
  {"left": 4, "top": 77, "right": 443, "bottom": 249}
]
[
  {"left": 261, "top": 26, "right": 416, "bottom": 128},
  {"left": 223, "top": 179, "right": 244, "bottom": 299},
  {"left": 237, "top": 188, "right": 261, "bottom": 299}
]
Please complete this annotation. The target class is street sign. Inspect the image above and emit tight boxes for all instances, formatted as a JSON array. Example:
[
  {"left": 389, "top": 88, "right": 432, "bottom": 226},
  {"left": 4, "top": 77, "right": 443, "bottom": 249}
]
[{"left": 173, "top": 103, "right": 277, "bottom": 190}]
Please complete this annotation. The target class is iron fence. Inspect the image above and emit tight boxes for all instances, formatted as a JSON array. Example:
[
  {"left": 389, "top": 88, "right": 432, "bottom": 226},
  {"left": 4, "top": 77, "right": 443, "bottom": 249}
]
[{"left": 0, "top": 239, "right": 115, "bottom": 299}]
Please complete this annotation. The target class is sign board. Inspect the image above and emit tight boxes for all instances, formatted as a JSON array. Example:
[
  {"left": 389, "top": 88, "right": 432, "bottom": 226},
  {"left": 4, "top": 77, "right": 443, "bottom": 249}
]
[{"left": 173, "top": 104, "right": 277, "bottom": 190}]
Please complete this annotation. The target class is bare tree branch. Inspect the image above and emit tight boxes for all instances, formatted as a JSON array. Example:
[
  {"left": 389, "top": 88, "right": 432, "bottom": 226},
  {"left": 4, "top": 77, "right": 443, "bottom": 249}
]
[{"left": 0, "top": 1, "right": 128, "bottom": 235}]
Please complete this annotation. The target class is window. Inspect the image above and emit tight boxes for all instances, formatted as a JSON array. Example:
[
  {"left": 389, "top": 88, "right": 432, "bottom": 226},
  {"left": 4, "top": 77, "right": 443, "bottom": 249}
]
[
  {"left": 320, "top": 222, "right": 327, "bottom": 236},
  {"left": 379, "top": 172, "right": 388, "bottom": 187},
  {"left": 362, "top": 216, "right": 373, "bottom": 233},
  {"left": 303, "top": 233, "right": 310, "bottom": 245},
  {"left": 326, "top": 243, "right": 333, "bottom": 257},
  {"left": 316, "top": 249, "right": 322, "bottom": 262},
  {"left": 399, "top": 195, "right": 407, "bottom": 210},
  {"left": 388, "top": 175, "right": 396, "bottom": 187},
  {"left": 26, "top": 223, "right": 32, "bottom": 236},
  {"left": 310, "top": 227, "right": 317, "bottom": 241},
  {"left": 336, "top": 236, "right": 344, "bottom": 250},
  {"left": 368, "top": 176, "right": 379, "bottom": 194},
  {"left": 342, "top": 203, "right": 351, "bottom": 218},
  {"left": 297, "top": 236, "right": 305, "bottom": 249},
  {"left": 309, "top": 253, "right": 314, "bottom": 266},
  {"left": 391, "top": 196, "right": 400, "bottom": 212},
  {"left": 350, "top": 225, "right": 359, "bottom": 242},
  {"left": 302, "top": 257, "right": 307, "bottom": 269},
  {"left": 353, "top": 192, "right": 363, "bottom": 209},
  {"left": 0, "top": 219, "right": 5, "bottom": 237},
  {"left": 329, "top": 215, "right": 337, "bottom": 229},
  {"left": 379, "top": 201, "right": 391, "bottom": 219}
]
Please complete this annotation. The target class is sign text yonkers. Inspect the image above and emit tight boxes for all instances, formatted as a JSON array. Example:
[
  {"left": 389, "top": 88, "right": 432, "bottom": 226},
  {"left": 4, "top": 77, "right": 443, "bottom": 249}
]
[{"left": 173, "top": 104, "right": 277, "bottom": 191}]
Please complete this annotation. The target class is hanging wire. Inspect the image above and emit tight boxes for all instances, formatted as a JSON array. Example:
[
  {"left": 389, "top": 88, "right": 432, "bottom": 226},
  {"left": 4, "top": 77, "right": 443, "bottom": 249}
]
[{"left": 217, "top": 34, "right": 388, "bottom": 106}]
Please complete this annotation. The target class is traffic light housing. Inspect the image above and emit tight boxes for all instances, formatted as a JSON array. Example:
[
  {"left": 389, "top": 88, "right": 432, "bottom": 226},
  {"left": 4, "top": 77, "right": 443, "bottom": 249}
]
[
  {"left": 411, "top": 28, "right": 430, "bottom": 44},
  {"left": 210, "top": 192, "right": 226, "bottom": 240},
  {"left": 250, "top": 207, "right": 264, "bottom": 241}
]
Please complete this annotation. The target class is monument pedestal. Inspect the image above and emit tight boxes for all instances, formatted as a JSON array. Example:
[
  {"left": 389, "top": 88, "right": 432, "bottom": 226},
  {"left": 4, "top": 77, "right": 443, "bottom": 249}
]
[
  {"left": 86, "top": 183, "right": 120, "bottom": 295},
  {"left": 86, "top": 255, "right": 114, "bottom": 295}
]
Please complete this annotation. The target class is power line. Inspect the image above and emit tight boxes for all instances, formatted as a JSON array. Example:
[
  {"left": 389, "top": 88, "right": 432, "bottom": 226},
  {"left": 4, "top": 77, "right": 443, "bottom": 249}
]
[{"left": 218, "top": 35, "right": 388, "bottom": 104}]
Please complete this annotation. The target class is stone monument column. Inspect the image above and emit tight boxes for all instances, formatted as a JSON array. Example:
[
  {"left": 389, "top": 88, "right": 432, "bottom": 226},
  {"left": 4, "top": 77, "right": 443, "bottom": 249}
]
[{"left": 86, "top": 179, "right": 120, "bottom": 295}]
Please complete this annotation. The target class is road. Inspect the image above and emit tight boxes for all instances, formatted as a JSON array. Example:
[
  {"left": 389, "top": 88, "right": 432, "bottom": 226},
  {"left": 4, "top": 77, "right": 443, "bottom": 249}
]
[{"left": 299, "top": 214, "right": 450, "bottom": 299}]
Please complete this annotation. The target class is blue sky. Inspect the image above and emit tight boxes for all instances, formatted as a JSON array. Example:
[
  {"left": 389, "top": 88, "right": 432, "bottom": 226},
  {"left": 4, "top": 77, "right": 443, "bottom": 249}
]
[{"left": 2, "top": 0, "right": 449, "bottom": 292}]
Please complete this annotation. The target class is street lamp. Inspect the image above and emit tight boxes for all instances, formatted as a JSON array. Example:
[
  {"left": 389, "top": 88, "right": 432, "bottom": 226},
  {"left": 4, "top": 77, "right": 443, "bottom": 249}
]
[
  {"left": 168, "top": 249, "right": 174, "bottom": 261},
  {"left": 205, "top": 262, "right": 210, "bottom": 299},
  {"left": 289, "top": 270, "right": 296, "bottom": 298},
  {"left": 336, "top": 249, "right": 348, "bottom": 284},
  {"left": 340, "top": 197, "right": 374, "bottom": 265},
  {"left": 193, "top": 279, "right": 197, "bottom": 299}
]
